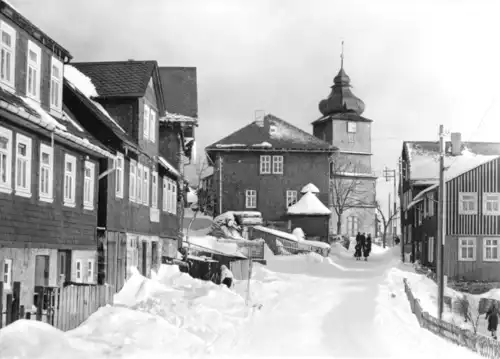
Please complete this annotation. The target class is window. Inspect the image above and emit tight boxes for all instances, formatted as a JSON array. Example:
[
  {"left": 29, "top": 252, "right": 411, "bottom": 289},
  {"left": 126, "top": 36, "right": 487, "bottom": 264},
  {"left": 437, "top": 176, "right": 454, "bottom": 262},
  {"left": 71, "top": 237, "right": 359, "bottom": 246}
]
[
  {"left": 3, "top": 258, "right": 12, "bottom": 289},
  {"left": 347, "top": 216, "right": 359, "bottom": 236},
  {"left": 459, "top": 192, "right": 478, "bottom": 215},
  {"left": 151, "top": 171, "right": 158, "bottom": 208},
  {"left": 483, "top": 193, "right": 500, "bottom": 215},
  {"left": 129, "top": 159, "right": 137, "bottom": 202},
  {"left": 115, "top": 153, "right": 124, "bottom": 198},
  {"left": 87, "top": 259, "right": 95, "bottom": 283},
  {"left": 347, "top": 122, "right": 357, "bottom": 133},
  {"left": 143, "top": 166, "right": 149, "bottom": 206},
  {"left": 458, "top": 237, "right": 476, "bottom": 261},
  {"left": 83, "top": 161, "right": 95, "bottom": 210},
  {"left": 245, "top": 189, "right": 257, "bottom": 209},
  {"left": 162, "top": 178, "right": 168, "bottom": 211},
  {"left": 0, "top": 126, "right": 12, "bottom": 192},
  {"left": 428, "top": 237, "right": 434, "bottom": 263},
  {"left": 136, "top": 163, "right": 143, "bottom": 203},
  {"left": 0, "top": 21, "right": 16, "bottom": 89},
  {"left": 63, "top": 154, "right": 76, "bottom": 206},
  {"left": 348, "top": 133, "right": 355, "bottom": 143},
  {"left": 483, "top": 238, "right": 500, "bottom": 262},
  {"left": 15, "top": 134, "right": 32, "bottom": 197},
  {"left": 149, "top": 109, "right": 156, "bottom": 143},
  {"left": 75, "top": 260, "right": 82, "bottom": 283},
  {"left": 26, "top": 40, "right": 41, "bottom": 100},
  {"left": 39, "top": 143, "right": 53, "bottom": 202},
  {"left": 260, "top": 155, "right": 271, "bottom": 174},
  {"left": 286, "top": 190, "right": 298, "bottom": 207},
  {"left": 272, "top": 155, "right": 283, "bottom": 174},
  {"left": 143, "top": 104, "right": 150, "bottom": 140},
  {"left": 171, "top": 179, "right": 177, "bottom": 214},
  {"left": 50, "top": 57, "right": 63, "bottom": 110}
]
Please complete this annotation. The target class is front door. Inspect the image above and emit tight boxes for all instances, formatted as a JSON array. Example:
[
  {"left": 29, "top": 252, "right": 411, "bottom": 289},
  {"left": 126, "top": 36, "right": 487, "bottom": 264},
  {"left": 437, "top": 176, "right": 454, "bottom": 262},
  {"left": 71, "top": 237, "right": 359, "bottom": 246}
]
[
  {"left": 57, "top": 250, "right": 71, "bottom": 285},
  {"left": 34, "top": 255, "right": 50, "bottom": 287}
]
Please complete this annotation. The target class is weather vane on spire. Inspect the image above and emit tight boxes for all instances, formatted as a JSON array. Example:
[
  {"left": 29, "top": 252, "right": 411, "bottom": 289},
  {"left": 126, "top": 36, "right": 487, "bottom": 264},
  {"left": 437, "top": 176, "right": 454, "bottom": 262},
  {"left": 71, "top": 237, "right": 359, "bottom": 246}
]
[{"left": 340, "top": 40, "right": 344, "bottom": 69}]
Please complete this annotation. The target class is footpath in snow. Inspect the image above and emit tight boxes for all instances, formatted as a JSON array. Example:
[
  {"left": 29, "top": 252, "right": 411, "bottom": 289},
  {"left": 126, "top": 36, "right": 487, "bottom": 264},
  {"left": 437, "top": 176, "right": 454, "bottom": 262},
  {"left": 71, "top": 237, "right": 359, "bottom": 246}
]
[{"left": 0, "top": 243, "right": 483, "bottom": 358}]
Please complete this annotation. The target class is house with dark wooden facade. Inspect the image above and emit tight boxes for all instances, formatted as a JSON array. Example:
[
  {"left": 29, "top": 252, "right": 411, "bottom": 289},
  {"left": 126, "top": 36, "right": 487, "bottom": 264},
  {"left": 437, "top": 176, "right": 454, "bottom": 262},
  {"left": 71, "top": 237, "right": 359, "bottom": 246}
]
[
  {"left": 62, "top": 61, "right": 197, "bottom": 291},
  {"left": 400, "top": 133, "right": 500, "bottom": 264},
  {"left": 204, "top": 113, "right": 337, "bottom": 231},
  {"left": 0, "top": 1, "right": 115, "bottom": 307}
]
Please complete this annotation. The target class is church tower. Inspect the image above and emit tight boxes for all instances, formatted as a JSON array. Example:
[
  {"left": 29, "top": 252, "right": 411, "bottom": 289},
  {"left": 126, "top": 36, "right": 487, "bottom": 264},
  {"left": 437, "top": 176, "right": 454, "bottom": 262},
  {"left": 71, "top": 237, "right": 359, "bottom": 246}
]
[{"left": 312, "top": 43, "right": 377, "bottom": 237}]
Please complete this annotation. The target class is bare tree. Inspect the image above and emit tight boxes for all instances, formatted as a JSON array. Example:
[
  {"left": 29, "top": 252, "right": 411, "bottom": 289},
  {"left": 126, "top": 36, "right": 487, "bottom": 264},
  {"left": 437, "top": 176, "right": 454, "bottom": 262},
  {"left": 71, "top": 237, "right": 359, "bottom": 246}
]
[
  {"left": 329, "top": 154, "right": 372, "bottom": 235},
  {"left": 375, "top": 200, "right": 399, "bottom": 248}
]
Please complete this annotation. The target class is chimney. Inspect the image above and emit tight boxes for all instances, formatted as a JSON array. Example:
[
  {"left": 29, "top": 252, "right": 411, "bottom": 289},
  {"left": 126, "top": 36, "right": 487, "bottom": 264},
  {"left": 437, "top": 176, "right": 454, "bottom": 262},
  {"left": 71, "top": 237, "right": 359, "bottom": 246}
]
[
  {"left": 451, "top": 132, "right": 462, "bottom": 156},
  {"left": 254, "top": 110, "right": 265, "bottom": 127}
]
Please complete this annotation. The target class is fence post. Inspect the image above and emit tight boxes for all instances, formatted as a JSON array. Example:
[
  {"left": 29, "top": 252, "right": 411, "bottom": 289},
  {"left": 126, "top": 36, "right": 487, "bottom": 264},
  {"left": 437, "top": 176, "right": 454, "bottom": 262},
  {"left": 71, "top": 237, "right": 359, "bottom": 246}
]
[
  {"left": 35, "top": 286, "right": 44, "bottom": 322},
  {"left": 12, "top": 281, "right": 20, "bottom": 322},
  {"left": 5, "top": 293, "right": 12, "bottom": 325},
  {"left": 0, "top": 281, "right": 3, "bottom": 329}
]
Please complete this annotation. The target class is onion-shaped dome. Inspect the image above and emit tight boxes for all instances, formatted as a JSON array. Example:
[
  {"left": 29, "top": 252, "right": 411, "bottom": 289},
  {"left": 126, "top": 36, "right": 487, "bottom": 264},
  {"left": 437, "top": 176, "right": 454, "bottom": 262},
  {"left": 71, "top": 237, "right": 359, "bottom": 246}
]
[{"left": 319, "top": 68, "right": 365, "bottom": 116}]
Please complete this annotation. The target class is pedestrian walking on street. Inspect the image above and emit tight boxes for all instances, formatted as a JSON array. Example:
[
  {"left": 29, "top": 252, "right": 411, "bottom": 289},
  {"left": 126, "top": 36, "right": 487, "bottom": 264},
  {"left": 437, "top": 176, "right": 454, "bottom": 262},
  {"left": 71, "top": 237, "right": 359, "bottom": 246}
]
[
  {"left": 486, "top": 303, "right": 499, "bottom": 339},
  {"left": 354, "top": 232, "right": 362, "bottom": 260},
  {"left": 363, "top": 233, "right": 372, "bottom": 261}
]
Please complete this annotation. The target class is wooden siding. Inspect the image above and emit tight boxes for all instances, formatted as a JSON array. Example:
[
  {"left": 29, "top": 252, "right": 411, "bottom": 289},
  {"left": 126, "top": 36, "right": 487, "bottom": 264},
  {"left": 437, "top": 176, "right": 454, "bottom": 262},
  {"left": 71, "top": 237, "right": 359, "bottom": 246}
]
[{"left": 446, "top": 158, "right": 500, "bottom": 235}]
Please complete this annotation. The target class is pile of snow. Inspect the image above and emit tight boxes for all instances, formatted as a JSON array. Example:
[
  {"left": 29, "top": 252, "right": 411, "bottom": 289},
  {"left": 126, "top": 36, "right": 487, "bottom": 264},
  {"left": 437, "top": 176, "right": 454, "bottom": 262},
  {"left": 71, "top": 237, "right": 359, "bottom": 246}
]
[
  {"left": 292, "top": 227, "right": 305, "bottom": 241},
  {"left": 183, "top": 235, "right": 246, "bottom": 258},
  {"left": 287, "top": 192, "right": 331, "bottom": 215},
  {"left": 371, "top": 243, "right": 391, "bottom": 254},
  {"left": 252, "top": 141, "right": 272, "bottom": 148}
]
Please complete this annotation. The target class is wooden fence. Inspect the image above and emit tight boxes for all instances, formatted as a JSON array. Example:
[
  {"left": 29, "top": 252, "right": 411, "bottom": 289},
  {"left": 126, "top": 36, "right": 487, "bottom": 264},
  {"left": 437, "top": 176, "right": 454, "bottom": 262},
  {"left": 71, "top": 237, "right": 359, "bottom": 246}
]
[
  {"left": 1, "top": 281, "right": 114, "bottom": 332},
  {"left": 403, "top": 278, "right": 500, "bottom": 358}
]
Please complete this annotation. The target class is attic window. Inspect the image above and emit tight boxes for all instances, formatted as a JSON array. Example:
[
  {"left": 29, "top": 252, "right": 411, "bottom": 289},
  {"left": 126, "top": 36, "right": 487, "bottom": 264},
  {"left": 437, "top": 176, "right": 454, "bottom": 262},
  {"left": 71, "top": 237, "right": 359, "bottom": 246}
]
[
  {"left": 347, "top": 122, "right": 356, "bottom": 133},
  {"left": 269, "top": 125, "right": 277, "bottom": 135}
]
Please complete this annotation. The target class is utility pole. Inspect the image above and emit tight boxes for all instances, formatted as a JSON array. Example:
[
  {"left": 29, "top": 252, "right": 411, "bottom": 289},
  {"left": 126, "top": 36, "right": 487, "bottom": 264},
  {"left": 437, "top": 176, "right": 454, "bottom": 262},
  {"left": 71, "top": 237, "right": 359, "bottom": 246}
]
[
  {"left": 437, "top": 124, "right": 446, "bottom": 321},
  {"left": 383, "top": 167, "right": 398, "bottom": 248},
  {"left": 398, "top": 157, "right": 404, "bottom": 262}
]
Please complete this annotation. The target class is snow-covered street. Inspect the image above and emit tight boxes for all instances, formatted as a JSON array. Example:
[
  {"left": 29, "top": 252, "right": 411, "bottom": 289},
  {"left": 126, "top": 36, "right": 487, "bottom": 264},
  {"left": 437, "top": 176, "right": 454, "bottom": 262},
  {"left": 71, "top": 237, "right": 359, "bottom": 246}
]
[{"left": 0, "top": 244, "right": 483, "bottom": 359}]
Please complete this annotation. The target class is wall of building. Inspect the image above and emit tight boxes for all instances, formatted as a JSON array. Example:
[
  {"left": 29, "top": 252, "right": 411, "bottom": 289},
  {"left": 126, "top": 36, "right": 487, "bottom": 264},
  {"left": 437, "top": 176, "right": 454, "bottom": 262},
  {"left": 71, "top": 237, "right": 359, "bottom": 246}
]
[
  {"left": 289, "top": 216, "right": 329, "bottom": 240},
  {"left": 331, "top": 119, "right": 372, "bottom": 154},
  {"left": 71, "top": 250, "right": 97, "bottom": 284},
  {"left": 99, "top": 99, "right": 138, "bottom": 141},
  {"left": 330, "top": 206, "right": 376, "bottom": 236}
]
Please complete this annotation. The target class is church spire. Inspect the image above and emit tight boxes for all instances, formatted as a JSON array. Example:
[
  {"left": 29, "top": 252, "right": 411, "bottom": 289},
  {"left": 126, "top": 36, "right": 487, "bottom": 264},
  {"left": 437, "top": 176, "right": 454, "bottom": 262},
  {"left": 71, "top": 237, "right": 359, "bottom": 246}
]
[{"left": 340, "top": 40, "right": 344, "bottom": 70}]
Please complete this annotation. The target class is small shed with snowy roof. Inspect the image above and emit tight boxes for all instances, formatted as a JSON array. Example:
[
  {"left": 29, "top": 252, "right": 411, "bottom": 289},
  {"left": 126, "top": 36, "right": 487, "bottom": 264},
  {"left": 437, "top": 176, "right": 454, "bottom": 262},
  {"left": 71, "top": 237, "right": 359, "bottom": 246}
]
[{"left": 287, "top": 185, "right": 331, "bottom": 242}]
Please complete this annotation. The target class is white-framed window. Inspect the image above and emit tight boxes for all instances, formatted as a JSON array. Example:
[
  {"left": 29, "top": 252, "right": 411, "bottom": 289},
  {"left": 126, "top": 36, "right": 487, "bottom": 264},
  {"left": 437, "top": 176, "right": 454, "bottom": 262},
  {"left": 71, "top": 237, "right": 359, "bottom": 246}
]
[
  {"left": 428, "top": 237, "right": 434, "bottom": 263},
  {"left": 483, "top": 238, "right": 500, "bottom": 262},
  {"left": 171, "top": 179, "right": 177, "bottom": 214},
  {"left": 149, "top": 109, "right": 156, "bottom": 143},
  {"left": 87, "top": 259, "right": 95, "bottom": 283},
  {"left": 39, "top": 143, "right": 53, "bottom": 202},
  {"left": 483, "top": 193, "right": 500, "bottom": 215},
  {"left": 162, "top": 177, "right": 168, "bottom": 211},
  {"left": 151, "top": 171, "right": 158, "bottom": 209},
  {"left": 458, "top": 237, "right": 476, "bottom": 261},
  {"left": 286, "top": 190, "right": 298, "bottom": 207},
  {"left": 0, "top": 126, "right": 12, "bottom": 193},
  {"left": 115, "top": 153, "right": 124, "bottom": 198},
  {"left": 272, "top": 155, "right": 283, "bottom": 174},
  {"left": 347, "top": 216, "right": 359, "bottom": 236},
  {"left": 0, "top": 21, "right": 16, "bottom": 89},
  {"left": 260, "top": 155, "right": 271, "bottom": 174},
  {"left": 245, "top": 189, "right": 257, "bottom": 209},
  {"left": 63, "top": 154, "right": 76, "bottom": 206},
  {"left": 347, "top": 121, "right": 357, "bottom": 133},
  {"left": 15, "top": 133, "right": 32, "bottom": 197},
  {"left": 75, "top": 260, "right": 82, "bottom": 283},
  {"left": 136, "top": 163, "right": 143, "bottom": 203},
  {"left": 50, "top": 57, "right": 63, "bottom": 110},
  {"left": 26, "top": 40, "right": 41, "bottom": 100},
  {"left": 143, "top": 104, "right": 150, "bottom": 140},
  {"left": 3, "top": 258, "right": 12, "bottom": 289},
  {"left": 83, "top": 161, "right": 95, "bottom": 210},
  {"left": 143, "top": 166, "right": 149, "bottom": 206},
  {"left": 129, "top": 159, "right": 137, "bottom": 202},
  {"left": 459, "top": 192, "right": 478, "bottom": 215}
]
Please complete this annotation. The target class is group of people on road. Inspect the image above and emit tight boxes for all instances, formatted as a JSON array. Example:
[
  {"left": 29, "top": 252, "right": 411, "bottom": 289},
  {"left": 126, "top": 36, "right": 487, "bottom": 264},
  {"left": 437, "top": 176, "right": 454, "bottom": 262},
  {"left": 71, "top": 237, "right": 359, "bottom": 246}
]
[{"left": 354, "top": 232, "right": 372, "bottom": 261}]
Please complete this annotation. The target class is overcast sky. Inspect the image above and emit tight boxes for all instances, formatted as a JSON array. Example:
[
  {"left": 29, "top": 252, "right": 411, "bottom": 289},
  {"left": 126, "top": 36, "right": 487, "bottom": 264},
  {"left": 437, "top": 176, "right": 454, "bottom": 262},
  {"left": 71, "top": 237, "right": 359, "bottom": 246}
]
[{"left": 11, "top": 0, "right": 500, "bottom": 215}]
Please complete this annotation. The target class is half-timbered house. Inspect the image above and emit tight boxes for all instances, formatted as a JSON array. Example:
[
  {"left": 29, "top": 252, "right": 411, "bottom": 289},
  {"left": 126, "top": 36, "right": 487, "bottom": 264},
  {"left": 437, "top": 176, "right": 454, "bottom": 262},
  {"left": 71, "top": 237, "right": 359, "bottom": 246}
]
[
  {"left": 407, "top": 144, "right": 500, "bottom": 280},
  {"left": 400, "top": 133, "right": 500, "bottom": 262},
  {"left": 0, "top": 1, "right": 115, "bottom": 307}
]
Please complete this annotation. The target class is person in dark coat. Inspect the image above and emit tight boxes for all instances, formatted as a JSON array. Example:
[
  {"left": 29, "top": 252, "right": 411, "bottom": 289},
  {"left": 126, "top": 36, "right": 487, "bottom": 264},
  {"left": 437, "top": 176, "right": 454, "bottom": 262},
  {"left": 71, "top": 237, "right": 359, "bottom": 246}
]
[
  {"left": 363, "top": 234, "right": 372, "bottom": 261},
  {"left": 486, "top": 303, "right": 499, "bottom": 339},
  {"left": 354, "top": 232, "right": 362, "bottom": 260}
]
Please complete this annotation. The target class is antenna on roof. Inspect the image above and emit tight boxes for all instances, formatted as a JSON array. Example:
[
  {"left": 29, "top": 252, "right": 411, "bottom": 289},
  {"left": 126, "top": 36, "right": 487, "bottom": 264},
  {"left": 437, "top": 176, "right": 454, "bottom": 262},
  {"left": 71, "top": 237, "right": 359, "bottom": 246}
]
[{"left": 340, "top": 40, "right": 344, "bottom": 70}]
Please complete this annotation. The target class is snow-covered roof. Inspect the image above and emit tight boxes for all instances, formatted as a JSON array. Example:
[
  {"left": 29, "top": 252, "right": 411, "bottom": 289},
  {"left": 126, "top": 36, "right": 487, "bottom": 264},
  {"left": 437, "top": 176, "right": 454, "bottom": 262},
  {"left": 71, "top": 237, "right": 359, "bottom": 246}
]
[
  {"left": 183, "top": 235, "right": 247, "bottom": 258},
  {"left": 254, "top": 226, "right": 330, "bottom": 249},
  {"left": 287, "top": 192, "right": 331, "bottom": 216},
  {"left": 160, "top": 112, "right": 198, "bottom": 124},
  {"left": 252, "top": 142, "right": 272, "bottom": 148},
  {"left": 334, "top": 172, "right": 377, "bottom": 178},
  {"left": 159, "top": 156, "right": 181, "bottom": 178},
  {"left": 301, "top": 183, "right": 320, "bottom": 194}
]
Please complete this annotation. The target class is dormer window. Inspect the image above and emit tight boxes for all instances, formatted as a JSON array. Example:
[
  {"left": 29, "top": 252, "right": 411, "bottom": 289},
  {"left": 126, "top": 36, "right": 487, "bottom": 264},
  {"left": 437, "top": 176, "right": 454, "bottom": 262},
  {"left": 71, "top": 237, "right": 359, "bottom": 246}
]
[
  {"left": 26, "top": 41, "right": 41, "bottom": 101},
  {"left": 0, "top": 21, "right": 16, "bottom": 90},
  {"left": 50, "top": 57, "right": 63, "bottom": 111},
  {"left": 347, "top": 122, "right": 357, "bottom": 133}
]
